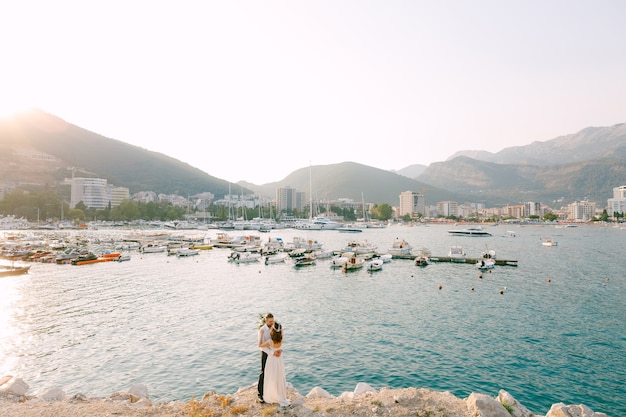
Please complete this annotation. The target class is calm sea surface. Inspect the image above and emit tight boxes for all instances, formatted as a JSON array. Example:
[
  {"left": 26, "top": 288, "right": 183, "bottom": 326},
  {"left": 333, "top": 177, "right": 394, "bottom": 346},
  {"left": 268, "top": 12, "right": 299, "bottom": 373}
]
[{"left": 1, "top": 224, "right": 624, "bottom": 416}]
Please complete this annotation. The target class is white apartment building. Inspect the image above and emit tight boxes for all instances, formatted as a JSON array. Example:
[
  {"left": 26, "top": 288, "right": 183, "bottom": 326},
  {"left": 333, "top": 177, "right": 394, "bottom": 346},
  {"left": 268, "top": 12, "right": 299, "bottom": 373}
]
[
  {"left": 399, "top": 191, "right": 425, "bottom": 217},
  {"left": 70, "top": 177, "right": 129, "bottom": 209},
  {"left": 437, "top": 200, "right": 458, "bottom": 217},
  {"left": 275, "top": 186, "right": 303, "bottom": 213},
  {"left": 110, "top": 187, "right": 130, "bottom": 207},
  {"left": 567, "top": 200, "right": 596, "bottom": 221},
  {"left": 524, "top": 201, "right": 541, "bottom": 217},
  {"left": 607, "top": 185, "right": 626, "bottom": 216}
]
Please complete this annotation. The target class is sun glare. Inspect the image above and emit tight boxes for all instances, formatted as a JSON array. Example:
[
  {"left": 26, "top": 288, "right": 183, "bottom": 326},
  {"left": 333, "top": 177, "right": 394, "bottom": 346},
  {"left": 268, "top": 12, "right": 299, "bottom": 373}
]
[{"left": 0, "top": 87, "right": 36, "bottom": 118}]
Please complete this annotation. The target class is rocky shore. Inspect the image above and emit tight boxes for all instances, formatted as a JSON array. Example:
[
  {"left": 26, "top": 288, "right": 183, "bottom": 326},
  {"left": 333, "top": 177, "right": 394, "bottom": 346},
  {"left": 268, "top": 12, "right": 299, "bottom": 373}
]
[{"left": 0, "top": 375, "right": 610, "bottom": 417}]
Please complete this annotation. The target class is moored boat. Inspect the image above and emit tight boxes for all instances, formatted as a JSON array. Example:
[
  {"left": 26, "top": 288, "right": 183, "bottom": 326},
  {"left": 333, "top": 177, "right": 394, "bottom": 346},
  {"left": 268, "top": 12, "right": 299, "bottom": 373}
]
[
  {"left": 0, "top": 264, "right": 31, "bottom": 277},
  {"left": 177, "top": 249, "right": 200, "bottom": 257},
  {"left": 387, "top": 238, "right": 413, "bottom": 256},
  {"left": 541, "top": 237, "right": 558, "bottom": 246},
  {"left": 343, "top": 254, "right": 364, "bottom": 272},
  {"left": 341, "top": 240, "right": 378, "bottom": 255},
  {"left": 265, "top": 253, "right": 288, "bottom": 264},
  {"left": 294, "top": 254, "right": 316, "bottom": 267},
  {"left": 365, "top": 259, "right": 383, "bottom": 271},
  {"left": 330, "top": 256, "right": 348, "bottom": 268},
  {"left": 448, "top": 245, "right": 466, "bottom": 262},
  {"left": 447, "top": 226, "right": 492, "bottom": 237}
]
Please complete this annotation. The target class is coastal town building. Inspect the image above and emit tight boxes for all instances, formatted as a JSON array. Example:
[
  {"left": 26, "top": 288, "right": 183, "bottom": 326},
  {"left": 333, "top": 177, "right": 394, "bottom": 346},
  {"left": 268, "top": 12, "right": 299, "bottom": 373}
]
[
  {"left": 69, "top": 177, "right": 130, "bottom": 210},
  {"left": 524, "top": 201, "right": 542, "bottom": 217},
  {"left": 110, "top": 187, "right": 130, "bottom": 207},
  {"left": 133, "top": 191, "right": 158, "bottom": 203},
  {"left": 567, "top": 200, "right": 596, "bottom": 221},
  {"left": 275, "top": 186, "right": 303, "bottom": 214},
  {"left": 607, "top": 185, "right": 626, "bottom": 216},
  {"left": 436, "top": 200, "right": 458, "bottom": 217},
  {"left": 505, "top": 204, "right": 526, "bottom": 219},
  {"left": 399, "top": 191, "right": 425, "bottom": 217}
]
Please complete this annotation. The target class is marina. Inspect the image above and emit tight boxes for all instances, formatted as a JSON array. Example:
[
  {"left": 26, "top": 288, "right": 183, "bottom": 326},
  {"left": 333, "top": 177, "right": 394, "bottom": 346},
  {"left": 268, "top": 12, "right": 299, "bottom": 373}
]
[{"left": 0, "top": 223, "right": 623, "bottom": 416}]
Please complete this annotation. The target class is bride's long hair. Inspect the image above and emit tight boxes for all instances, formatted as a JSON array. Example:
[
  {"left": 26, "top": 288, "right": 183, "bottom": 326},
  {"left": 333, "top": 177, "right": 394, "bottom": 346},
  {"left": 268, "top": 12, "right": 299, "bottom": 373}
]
[{"left": 270, "top": 322, "right": 283, "bottom": 343}]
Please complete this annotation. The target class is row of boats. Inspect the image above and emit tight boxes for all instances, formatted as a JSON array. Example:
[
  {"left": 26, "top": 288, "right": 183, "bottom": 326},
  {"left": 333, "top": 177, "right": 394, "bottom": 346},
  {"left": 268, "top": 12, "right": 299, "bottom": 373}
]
[{"left": 0, "top": 230, "right": 506, "bottom": 274}]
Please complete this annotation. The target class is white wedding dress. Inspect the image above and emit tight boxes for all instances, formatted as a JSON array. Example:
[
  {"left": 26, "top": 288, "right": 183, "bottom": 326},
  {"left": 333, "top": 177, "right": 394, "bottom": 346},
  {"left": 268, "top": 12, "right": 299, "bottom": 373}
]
[{"left": 263, "top": 342, "right": 290, "bottom": 406}]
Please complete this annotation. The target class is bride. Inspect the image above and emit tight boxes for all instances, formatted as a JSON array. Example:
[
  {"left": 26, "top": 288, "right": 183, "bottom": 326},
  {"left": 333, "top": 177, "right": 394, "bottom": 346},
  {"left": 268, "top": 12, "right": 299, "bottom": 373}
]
[{"left": 259, "top": 322, "right": 290, "bottom": 406}]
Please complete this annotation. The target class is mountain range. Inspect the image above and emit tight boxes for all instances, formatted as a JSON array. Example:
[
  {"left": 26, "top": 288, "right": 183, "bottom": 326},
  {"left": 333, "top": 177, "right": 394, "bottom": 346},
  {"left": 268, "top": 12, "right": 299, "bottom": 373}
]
[{"left": 1, "top": 109, "right": 625, "bottom": 208}]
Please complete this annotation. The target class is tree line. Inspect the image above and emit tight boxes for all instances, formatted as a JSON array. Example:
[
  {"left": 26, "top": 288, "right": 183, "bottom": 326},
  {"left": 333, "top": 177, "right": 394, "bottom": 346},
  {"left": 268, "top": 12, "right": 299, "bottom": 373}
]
[{"left": 0, "top": 189, "right": 397, "bottom": 224}]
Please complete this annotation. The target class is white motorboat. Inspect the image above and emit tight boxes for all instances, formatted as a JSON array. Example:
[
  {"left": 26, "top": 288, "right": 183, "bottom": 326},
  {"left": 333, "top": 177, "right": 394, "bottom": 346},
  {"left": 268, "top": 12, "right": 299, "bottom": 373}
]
[
  {"left": 413, "top": 247, "right": 430, "bottom": 266},
  {"left": 541, "top": 237, "right": 558, "bottom": 246},
  {"left": 337, "top": 224, "right": 363, "bottom": 233},
  {"left": 387, "top": 239, "right": 413, "bottom": 255},
  {"left": 330, "top": 256, "right": 348, "bottom": 268},
  {"left": 476, "top": 258, "right": 496, "bottom": 270},
  {"left": 341, "top": 240, "right": 378, "bottom": 255},
  {"left": 342, "top": 255, "right": 364, "bottom": 271},
  {"left": 447, "top": 226, "right": 492, "bottom": 237},
  {"left": 448, "top": 245, "right": 467, "bottom": 262},
  {"left": 312, "top": 249, "right": 334, "bottom": 259},
  {"left": 294, "top": 216, "right": 342, "bottom": 230},
  {"left": 177, "top": 249, "right": 200, "bottom": 257},
  {"left": 294, "top": 254, "right": 316, "bottom": 267},
  {"left": 139, "top": 243, "right": 167, "bottom": 253},
  {"left": 378, "top": 254, "right": 392, "bottom": 263},
  {"left": 229, "top": 251, "right": 261, "bottom": 263},
  {"left": 283, "top": 237, "right": 324, "bottom": 251},
  {"left": 264, "top": 253, "right": 288, "bottom": 264},
  {"left": 365, "top": 259, "right": 383, "bottom": 271}
]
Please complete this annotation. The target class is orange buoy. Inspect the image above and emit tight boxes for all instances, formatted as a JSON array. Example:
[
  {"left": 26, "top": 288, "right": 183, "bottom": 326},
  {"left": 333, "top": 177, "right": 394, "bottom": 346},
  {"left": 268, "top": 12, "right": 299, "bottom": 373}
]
[{"left": 438, "top": 285, "right": 442, "bottom": 290}]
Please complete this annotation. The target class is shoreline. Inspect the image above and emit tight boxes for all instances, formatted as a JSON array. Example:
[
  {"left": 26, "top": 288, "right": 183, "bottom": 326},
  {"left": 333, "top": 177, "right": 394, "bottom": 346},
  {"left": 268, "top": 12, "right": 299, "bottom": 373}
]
[{"left": 0, "top": 376, "right": 611, "bottom": 417}]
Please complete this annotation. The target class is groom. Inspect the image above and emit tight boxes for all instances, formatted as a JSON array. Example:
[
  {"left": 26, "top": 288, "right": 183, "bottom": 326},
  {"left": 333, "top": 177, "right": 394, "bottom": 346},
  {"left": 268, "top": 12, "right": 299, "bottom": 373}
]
[{"left": 257, "top": 312, "right": 279, "bottom": 403}]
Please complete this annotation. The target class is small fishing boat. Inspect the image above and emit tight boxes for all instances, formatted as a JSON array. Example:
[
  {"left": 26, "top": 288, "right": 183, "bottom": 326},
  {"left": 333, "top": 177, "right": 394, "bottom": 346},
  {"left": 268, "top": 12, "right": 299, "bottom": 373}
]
[
  {"left": 413, "top": 247, "right": 431, "bottom": 265},
  {"left": 265, "top": 253, "right": 288, "bottom": 265},
  {"left": 330, "top": 256, "right": 348, "bottom": 268},
  {"left": 343, "top": 255, "right": 364, "bottom": 272},
  {"left": 365, "top": 259, "right": 383, "bottom": 271},
  {"left": 294, "top": 254, "right": 316, "bottom": 267},
  {"left": 177, "top": 249, "right": 200, "bottom": 257}
]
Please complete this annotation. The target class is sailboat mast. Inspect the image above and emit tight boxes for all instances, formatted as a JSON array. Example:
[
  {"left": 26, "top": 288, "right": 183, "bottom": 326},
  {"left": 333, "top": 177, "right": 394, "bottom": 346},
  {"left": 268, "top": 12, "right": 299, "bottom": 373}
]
[{"left": 309, "top": 164, "right": 313, "bottom": 220}]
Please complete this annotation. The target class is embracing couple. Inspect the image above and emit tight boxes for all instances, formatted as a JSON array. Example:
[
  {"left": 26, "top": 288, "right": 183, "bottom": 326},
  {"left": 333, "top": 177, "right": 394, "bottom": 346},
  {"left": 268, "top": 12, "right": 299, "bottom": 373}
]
[{"left": 257, "top": 312, "right": 290, "bottom": 407}]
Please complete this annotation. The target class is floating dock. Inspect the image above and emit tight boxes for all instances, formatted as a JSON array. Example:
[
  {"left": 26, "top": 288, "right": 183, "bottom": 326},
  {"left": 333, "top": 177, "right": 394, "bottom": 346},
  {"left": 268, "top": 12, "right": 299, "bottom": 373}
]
[{"left": 391, "top": 254, "right": 518, "bottom": 266}]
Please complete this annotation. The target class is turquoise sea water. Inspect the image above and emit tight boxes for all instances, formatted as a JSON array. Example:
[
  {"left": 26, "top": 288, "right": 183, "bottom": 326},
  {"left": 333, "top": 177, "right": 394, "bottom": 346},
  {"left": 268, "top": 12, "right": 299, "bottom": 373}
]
[{"left": 1, "top": 224, "right": 624, "bottom": 416}]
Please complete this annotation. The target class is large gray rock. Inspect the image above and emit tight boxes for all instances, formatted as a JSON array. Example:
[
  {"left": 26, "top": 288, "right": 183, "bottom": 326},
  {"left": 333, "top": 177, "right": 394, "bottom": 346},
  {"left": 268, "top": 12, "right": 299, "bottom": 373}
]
[
  {"left": 0, "top": 377, "right": 29, "bottom": 397},
  {"left": 306, "top": 386, "right": 334, "bottom": 399},
  {"left": 127, "top": 383, "right": 149, "bottom": 400},
  {"left": 545, "top": 402, "right": 609, "bottom": 417},
  {"left": 497, "top": 389, "right": 534, "bottom": 417},
  {"left": 354, "top": 382, "right": 377, "bottom": 396},
  {"left": 41, "top": 387, "right": 66, "bottom": 401},
  {"left": 467, "top": 392, "right": 511, "bottom": 417}
]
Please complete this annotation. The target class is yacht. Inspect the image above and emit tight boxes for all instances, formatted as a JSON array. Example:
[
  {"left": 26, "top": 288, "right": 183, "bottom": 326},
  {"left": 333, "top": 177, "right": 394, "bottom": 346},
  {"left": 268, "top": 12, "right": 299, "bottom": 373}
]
[
  {"left": 294, "top": 216, "right": 342, "bottom": 230},
  {"left": 447, "top": 226, "right": 492, "bottom": 237}
]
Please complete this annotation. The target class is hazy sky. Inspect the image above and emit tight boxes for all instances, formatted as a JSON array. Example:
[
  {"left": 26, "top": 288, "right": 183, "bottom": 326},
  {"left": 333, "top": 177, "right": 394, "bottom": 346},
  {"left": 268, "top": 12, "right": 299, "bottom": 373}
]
[{"left": 2, "top": 1, "right": 625, "bottom": 184}]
